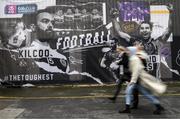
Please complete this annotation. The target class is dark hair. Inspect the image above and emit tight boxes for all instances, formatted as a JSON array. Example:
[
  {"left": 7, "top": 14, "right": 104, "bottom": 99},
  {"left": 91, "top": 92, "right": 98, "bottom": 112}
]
[
  {"left": 139, "top": 21, "right": 153, "bottom": 30},
  {"left": 22, "top": 9, "right": 52, "bottom": 26},
  {"left": 0, "top": 18, "right": 23, "bottom": 36}
]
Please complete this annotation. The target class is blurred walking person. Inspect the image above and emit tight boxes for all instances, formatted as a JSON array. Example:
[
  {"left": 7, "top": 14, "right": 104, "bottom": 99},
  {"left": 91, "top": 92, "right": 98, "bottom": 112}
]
[
  {"left": 108, "top": 46, "right": 139, "bottom": 109},
  {"left": 117, "top": 45, "right": 166, "bottom": 115}
]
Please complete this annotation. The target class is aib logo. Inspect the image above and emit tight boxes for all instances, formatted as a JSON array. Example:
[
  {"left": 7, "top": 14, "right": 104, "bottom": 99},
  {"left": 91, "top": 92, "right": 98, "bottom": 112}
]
[
  {"left": 5, "top": 4, "right": 37, "bottom": 14},
  {"left": 5, "top": 5, "right": 16, "bottom": 14}
]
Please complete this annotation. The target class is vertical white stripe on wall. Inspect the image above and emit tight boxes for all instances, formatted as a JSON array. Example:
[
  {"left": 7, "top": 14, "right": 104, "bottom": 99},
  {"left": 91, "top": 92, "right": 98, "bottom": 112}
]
[{"left": 103, "top": 2, "right": 106, "bottom": 25}]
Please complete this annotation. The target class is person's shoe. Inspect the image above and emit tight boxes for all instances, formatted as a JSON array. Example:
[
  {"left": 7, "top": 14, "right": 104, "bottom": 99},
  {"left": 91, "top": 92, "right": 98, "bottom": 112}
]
[
  {"left": 108, "top": 97, "right": 116, "bottom": 103},
  {"left": 131, "top": 105, "right": 138, "bottom": 109},
  {"left": 153, "top": 109, "right": 162, "bottom": 115},
  {"left": 153, "top": 105, "right": 165, "bottom": 115},
  {"left": 118, "top": 109, "right": 131, "bottom": 113},
  {"left": 119, "top": 104, "right": 131, "bottom": 113},
  {"left": 158, "top": 105, "right": 165, "bottom": 111}
]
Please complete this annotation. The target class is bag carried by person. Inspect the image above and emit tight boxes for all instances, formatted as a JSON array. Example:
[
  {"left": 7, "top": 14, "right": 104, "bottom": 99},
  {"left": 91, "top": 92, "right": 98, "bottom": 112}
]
[{"left": 140, "top": 70, "right": 167, "bottom": 95}]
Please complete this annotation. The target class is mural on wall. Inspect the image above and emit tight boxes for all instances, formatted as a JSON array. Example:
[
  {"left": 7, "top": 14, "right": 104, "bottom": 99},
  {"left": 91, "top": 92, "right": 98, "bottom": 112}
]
[
  {"left": 0, "top": 0, "right": 176, "bottom": 86},
  {"left": 114, "top": 1, "right": 176, "bottom": 79}
]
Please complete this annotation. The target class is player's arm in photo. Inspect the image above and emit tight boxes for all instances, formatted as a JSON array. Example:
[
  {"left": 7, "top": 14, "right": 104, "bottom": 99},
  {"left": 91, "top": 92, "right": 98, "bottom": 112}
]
[
  {"left": 100, "top": 53, "right": 108, "bottom": 69},
  {"left": 110, "top": 9, "right": 131, "bottom": 43}
]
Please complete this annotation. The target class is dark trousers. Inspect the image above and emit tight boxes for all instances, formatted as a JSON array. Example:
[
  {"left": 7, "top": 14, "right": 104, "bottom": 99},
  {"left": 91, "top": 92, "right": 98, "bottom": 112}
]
[{"left": 112, "top": 74, "right": 139, "bottom": 107}]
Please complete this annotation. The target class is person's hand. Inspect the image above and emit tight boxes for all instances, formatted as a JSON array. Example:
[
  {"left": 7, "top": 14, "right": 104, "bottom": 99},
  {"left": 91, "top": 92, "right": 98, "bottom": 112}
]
[
  {"left": 128, "top": 82, "right": 135, "bottom": 86},
  {"left": 110, "top": 61, "right": 119, "bottom": 70},
  {"left": 167, "top": 4, "right": 173, "bottom": 13},
  {"left": 110, "top": 8, "right": 119, "bottom": 18},
  {"left": 101, "top": 64, "right": 106, "bottom": 68}
]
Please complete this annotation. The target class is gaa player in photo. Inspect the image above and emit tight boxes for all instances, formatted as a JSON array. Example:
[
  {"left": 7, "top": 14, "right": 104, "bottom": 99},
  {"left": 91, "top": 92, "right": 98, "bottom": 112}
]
[
  {"left": 64, "top": 8, "right": 74, "bottom": 29},
  {"left": 74, "top": 8, "right": 82, "bottom": 29},
  {"left": 54, "top": 9, "right": 64, "bottom": 28},
  {"left": 0, "top": 18, "right": 39, "bottom": 84},
  {"left": 0, "top": 19, "right": 29, "bottom": 49},
  {"left": 91, "top": 8, "right": 103, "bottom": 29},
  {"left": 81, "top": 8, "right": 92, "bottom": 29},
  {"left": 110, "top": 4, "right": 173, "bottom": 78},
  {"left": 24, "top": 10, "right": 70, "bottom": 73}
]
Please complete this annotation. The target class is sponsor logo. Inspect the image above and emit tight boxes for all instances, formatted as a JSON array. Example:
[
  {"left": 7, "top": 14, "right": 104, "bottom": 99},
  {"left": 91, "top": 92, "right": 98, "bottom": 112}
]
[
  {"left": 5, "top": 4, "right": 37, "bottom": 14},
  {"left": 5, "top": 5, "right": 16, "bottom": 14}
]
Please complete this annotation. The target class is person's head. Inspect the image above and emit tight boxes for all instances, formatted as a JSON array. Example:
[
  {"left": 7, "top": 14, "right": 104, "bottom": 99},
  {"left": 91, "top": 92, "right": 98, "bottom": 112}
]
[
  {"left": 66, "top": 8, "right": 73, "bottom": 14},
  {"left": 106, "top": 39, "right": 117, "bottom": 50},
  {"left": 92, "top": 9, "right": 99, "bottom": 15},
  {"left": 0, "top": 19, "right": 26, "bottom": 48},
  {"left": 56, "top": 9, "right": 63, "bottom": 16},
  {"left": 116, "top": 46, "right": 126, "bottom": 53},
  {"left": 110, "top": 8, "right": 119, "bottom": 18},
  {"left": 82, "top": 9, "right": 87, "bottom": 14},
  {"left": 0, "top": 19, "right": 24, "bottom": 39},
  {"left": 36, "top": 11, "right": 54, "bottom": 42},
  {"left": 126, "top": 4, "right": 131, "bottom": 11},
  {"left": 116, "top": 46, "right": 130, "bottom": 57},
  {"left": 133, "top": 41, "right": 144, "bottom": 50},
  {"left": 74, "top": 8, "right": 80, "bottom": 14},
  {"left": 139, "top": 21, "right": 153, "bottom": 40}
]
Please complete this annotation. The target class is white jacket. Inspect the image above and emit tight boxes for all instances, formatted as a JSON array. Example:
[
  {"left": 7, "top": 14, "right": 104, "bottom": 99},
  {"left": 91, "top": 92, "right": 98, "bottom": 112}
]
[{"left": 129, "top": 54, "right": 166, "bottom": 95}]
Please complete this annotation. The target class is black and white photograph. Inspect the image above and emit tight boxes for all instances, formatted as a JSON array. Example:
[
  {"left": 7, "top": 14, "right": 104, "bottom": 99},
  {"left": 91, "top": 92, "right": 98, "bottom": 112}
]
[
  {"left": 0, "top": 0, "right": 176, "bottom": 85},
  {"left": 1, "top": 0, "right": 180, "bottom": 119}
]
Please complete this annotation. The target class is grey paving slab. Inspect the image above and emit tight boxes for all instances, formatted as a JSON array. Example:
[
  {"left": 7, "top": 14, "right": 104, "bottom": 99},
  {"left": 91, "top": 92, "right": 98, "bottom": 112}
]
[{"left": 0, "top": 108, "right": 24, "bottom": 119}]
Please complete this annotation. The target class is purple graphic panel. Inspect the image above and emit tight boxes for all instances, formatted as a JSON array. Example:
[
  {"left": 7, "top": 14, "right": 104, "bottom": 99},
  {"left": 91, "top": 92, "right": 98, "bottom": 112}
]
[{"left": 119, "top": 2, "right": 150, "bottom": 22}]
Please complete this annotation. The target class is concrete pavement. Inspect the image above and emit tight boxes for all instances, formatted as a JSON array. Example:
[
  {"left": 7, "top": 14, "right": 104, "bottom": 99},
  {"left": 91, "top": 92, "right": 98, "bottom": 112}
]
[{"left": 0, "top": 83, "right": 180, "bottom": 119}]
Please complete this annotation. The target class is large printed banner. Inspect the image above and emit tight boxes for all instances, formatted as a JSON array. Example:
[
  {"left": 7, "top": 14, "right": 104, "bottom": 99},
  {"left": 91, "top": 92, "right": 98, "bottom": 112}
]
[
  {"left": 118, "top": 1, "right": 174, "bottom": 79},
  {"left": 0, "top": 0, "right": 175, "bottom": 85}
]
